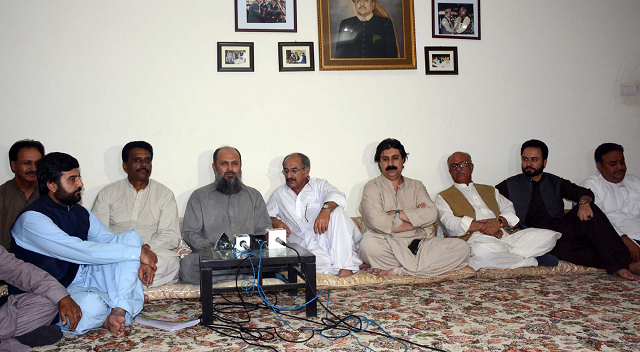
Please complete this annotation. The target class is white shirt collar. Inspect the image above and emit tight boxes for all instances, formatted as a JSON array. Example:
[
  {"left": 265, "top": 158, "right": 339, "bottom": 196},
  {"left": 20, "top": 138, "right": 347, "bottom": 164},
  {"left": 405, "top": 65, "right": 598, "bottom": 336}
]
[
  {"left": 453, "top": 182, "right": 475, "bottom": 190},
  {"left": 597, "top": 172, "right": 624, "bottom": 187}
]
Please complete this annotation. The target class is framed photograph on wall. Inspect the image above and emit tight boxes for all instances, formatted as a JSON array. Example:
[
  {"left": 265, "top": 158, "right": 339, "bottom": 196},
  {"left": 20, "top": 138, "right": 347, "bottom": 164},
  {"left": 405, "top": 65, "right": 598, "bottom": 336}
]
[
  {"left": 317, "top": 0, "right": 416, "bottom": 71},
  {"left": 432, "top": 0, "right": 480, "bottom": 40},
  {"left": 217, "top": 42, "right": 254, "bottom": 72},
  {"left": 278, "top": 42, "right": 315, "bottom": 72},
  {"left": 236, "top": 0, "right": 297, "bottom": 32},
  {"left": 425, "top": 46, "right": 458, "bottom": 75}
]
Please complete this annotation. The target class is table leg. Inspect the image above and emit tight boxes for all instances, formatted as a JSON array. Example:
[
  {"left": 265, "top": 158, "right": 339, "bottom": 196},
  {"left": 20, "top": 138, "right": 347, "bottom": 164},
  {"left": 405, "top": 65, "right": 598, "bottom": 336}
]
[
  {"left": 303, "top": 262, "right": 317, "bottom": 318},
  {"left": 287, "top": 264, "right": 297, "bottom": 296},
  {"left": 201, "top": 268, "right": 213, "bottom": 325}
]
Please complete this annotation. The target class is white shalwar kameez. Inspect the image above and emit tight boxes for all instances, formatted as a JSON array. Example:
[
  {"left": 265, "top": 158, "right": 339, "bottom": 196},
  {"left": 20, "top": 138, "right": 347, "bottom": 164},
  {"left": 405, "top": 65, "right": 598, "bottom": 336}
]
[
  {"left": 581, "top": 173, "right": 640, "bottom": 241},
  {"left": 267, "top": 178, "right": 363, "bottom": 275},
  {"left": 436, "top": 183, "right": 561, "bottom": 271}
]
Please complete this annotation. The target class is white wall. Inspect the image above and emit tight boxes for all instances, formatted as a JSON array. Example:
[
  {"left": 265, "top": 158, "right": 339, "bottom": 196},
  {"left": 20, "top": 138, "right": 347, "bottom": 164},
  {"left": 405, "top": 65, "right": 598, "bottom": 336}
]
[{"left": 1, "top": 0, "right": 639, "bottom": 216}]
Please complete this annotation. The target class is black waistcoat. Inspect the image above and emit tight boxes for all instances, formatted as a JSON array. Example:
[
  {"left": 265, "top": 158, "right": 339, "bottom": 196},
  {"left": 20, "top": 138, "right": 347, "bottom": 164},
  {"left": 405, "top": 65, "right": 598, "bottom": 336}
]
[
  {"left": 505, "top": 173, "right": 565, "bottom": 228},
  {"left": 8, "top": 195, "right": 89, "bottom": 296}
]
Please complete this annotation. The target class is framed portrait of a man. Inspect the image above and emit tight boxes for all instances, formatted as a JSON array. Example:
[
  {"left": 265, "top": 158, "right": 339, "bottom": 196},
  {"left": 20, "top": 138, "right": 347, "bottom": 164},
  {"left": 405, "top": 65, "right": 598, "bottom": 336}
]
[
  {"left": 431, "top": 0, "right": 480, "bottom": 40},
  {"left": 317, "top": 0, "right": 416, "bottom": 71},
  {"left": 236, "top": 0, "right": 297, "bottom": 32}
]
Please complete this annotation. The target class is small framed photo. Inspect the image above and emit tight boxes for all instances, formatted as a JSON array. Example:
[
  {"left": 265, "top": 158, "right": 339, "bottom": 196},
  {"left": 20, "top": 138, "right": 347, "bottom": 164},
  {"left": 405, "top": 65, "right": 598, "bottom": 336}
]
[
  {"left": 425, "top": 46, "right": 458, "bottom": 75},
  {"left": 278, "top": 42, "right": 314, "bottom": 72},
  {"left": 217, "top": 42, "right": 254, "bottom": 72},
  {"left": 235, "top": 0, "right": 297, "bottom": 32},
  {"left": 432, "top": 0, "right": 480, "bottom": 40}
]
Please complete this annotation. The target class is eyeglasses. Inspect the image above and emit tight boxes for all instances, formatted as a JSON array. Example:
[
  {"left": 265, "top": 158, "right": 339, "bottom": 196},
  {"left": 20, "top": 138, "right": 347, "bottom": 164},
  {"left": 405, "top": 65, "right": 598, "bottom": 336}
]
[
  {"left": 449, "top": 161, "right": 472, "bottom": 170},
  {"left": 282, "top": 168, "right": 305, "bottom": 175}
]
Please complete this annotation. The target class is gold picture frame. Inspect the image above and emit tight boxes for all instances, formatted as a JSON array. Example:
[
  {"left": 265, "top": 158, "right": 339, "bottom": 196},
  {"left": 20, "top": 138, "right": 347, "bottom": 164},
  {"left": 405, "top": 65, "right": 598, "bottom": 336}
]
[{"left": 317, "top": 0, "right": 416, "bottom": 71}]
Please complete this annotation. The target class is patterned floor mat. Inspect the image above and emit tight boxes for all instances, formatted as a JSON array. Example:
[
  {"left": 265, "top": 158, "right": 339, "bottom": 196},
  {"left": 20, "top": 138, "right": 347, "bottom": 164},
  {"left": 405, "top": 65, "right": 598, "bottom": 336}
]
[{"left": 35, "top": 272, "right": 640, "bottom": 351}]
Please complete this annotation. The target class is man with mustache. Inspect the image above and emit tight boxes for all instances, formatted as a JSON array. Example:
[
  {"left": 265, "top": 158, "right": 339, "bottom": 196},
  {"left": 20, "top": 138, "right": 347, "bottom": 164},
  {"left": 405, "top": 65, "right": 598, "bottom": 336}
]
[
  {"left": 497, "top": 139, "right": 640, "bottom": 280},
  {"left": 436, "top": 152, "right": 560, "bottom": 270},
  {"left": 581, "top": 143, "right": 640, "bottom": 262},
  {"left": 0, "top": 139, "right": 44, "bottom": 251},
  {"left": 10, "top": 152, "right": 157, "bottom": 336},
  {"left": 179, "top": 146, "right": 271, "bottom": 284},
  {"left": 358, "top": 139, "right": 469, "bottom": 277},
  {"left": 92, "top": 141, "right": 184, "bottom": 287},
  {"left": 267, "top": 153, "right": 364, "bottom": 277},
  {"left": 334, "top": 0, "right": 399, "bottom": 59}
]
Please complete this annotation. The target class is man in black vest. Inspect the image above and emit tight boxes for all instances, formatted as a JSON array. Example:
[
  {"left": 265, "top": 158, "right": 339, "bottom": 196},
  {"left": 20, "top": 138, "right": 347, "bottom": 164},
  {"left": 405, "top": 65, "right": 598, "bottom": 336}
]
[
  {"left": 496, "top": 139, "right": 640, "bottom": 280},
  {"left": 10, "top": 152, "right": 158, "bottom": 336}
]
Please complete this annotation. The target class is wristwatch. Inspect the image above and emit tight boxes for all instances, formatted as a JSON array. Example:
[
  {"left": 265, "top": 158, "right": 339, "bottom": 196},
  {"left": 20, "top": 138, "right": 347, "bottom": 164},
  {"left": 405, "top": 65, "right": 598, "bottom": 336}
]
[
  {"left": 578, "top": 199, "right": 589, "bottom": 205},
  {"left": 322, "top": 203, "right": 330, "bottom": 210},
  {"left": 497, "top": 217, "right": 505, "bottom": 227}
]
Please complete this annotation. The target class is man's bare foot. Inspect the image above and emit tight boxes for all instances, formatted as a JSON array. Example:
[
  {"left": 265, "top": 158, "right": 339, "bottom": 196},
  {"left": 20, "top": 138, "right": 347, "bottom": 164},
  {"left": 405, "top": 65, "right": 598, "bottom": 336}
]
[
  {"left": 359, "top": 263, "right": 370, "bottom": 271},
  {"left": 629, "top": 262, "right": 640, "bottom": 275},
  {"left": 615, "top": 268, "right": 638, "bottom": 281},
  {"left": 102, "top": 308, "right": 126, "bottom": 336},
  {"left": 338, "top": 269, "right": 353, "bottom": 277},
  {"left": 372, "top": 268, "right": 398, "bottom": 276}
]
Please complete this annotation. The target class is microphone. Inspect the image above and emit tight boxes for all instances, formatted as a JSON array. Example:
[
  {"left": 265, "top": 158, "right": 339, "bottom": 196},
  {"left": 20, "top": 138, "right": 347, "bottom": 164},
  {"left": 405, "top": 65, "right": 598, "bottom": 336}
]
[
  {"left": 216, "top": 233, "right": 233, "bottom": 250},
  {"left": 239, "top": 240, "right": 250, "bottom": 251},
  {"left": 275, "top": 237, "right": 286, "bottom": 246},
  {"left": 251, "top": 234, "right": 268, "bottom": 248}
]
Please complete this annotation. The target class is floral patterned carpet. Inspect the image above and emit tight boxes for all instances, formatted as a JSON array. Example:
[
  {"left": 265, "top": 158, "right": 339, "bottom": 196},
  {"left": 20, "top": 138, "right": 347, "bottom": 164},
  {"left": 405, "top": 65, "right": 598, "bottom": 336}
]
[{"left": 34, "top": 272, "right": 640, "bottom": 352}]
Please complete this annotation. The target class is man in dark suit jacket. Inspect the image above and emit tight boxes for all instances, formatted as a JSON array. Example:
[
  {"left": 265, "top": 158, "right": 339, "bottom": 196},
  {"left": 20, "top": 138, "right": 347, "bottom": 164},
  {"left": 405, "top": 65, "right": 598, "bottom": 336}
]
[
  {"left": 248, "top": 0, "right": 263, "bottom": 23},
  {"left": 334, "top": 0, "right": 398, "bottom": 59}
]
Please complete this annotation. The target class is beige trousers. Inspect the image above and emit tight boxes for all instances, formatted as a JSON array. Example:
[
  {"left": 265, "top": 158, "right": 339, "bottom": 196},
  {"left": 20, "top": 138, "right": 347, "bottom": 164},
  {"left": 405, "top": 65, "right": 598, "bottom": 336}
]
[{"left": 359, "top": 233, "right": 470, "bottom": 277}]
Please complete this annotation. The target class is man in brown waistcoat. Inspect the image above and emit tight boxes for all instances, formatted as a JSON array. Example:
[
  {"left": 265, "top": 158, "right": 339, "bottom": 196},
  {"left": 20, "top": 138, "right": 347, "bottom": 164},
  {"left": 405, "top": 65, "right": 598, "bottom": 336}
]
[
  {"left": 435, "top": 152, "right": 560, "bottom": 271},
  {"left": 358, "top": 139, "right": 470, "bottom": 277}
]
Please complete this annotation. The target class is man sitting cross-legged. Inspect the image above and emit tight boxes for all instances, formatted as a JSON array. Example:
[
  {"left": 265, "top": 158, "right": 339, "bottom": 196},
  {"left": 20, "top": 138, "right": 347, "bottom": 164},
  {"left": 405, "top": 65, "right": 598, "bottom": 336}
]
[
  {"left": 267, "top": 152, "right": 364, "bottom": 277},
  {"left": 358, "top": 138, "right": 470, "bottom": 277},
  {"left": 10, "top": 152, "right": 157, "bottom": 336},
  {"left": 0, "top": 245, "right": 81, "bottom": 352},
  {"left": 92, "top": 141, "right": 184, "bottom": 287},
  {"left": 435, "top": 152, "right": 561, "bottom": 271}
]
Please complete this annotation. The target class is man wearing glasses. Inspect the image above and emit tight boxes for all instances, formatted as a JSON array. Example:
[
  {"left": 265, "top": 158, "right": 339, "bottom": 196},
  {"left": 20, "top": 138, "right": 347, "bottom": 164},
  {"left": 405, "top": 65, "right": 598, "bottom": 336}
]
[
  {"left": 435, "top": 152, "right": 560, "bottom": 271},
  {"left": 358, "top": 139, "right": 469, "bottom": 277},
  {"left": 267, "top": 153, "right": 363, "bottom": 277}
]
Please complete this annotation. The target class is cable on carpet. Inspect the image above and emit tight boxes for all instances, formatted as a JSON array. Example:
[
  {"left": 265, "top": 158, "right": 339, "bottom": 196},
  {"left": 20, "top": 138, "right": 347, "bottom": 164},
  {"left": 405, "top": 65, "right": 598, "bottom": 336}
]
[{"left": 199, "top": 241, "right": 448, "bottom": 352}]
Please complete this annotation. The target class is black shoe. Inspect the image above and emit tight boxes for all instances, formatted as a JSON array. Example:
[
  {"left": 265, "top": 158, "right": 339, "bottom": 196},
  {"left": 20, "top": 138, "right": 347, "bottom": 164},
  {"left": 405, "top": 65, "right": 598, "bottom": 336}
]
[
  {"left": 536, "top": 253, "right": 559, "bottom": 267},
  {"left": 14, "top": 325, "right": 62, "bottom": 347}
]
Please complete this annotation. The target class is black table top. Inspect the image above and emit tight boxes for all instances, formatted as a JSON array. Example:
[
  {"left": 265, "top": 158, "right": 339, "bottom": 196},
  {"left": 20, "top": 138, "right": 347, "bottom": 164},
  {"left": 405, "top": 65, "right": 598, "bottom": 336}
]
[{"left": 199, "top": 242, "right": 315, "bottom": 269}]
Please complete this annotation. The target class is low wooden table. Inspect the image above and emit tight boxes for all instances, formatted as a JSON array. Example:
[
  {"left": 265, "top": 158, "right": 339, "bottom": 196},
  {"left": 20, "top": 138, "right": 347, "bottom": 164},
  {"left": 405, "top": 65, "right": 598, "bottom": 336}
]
[{"left": 199, "top": 243, "right": 317, "bottom": 325}]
